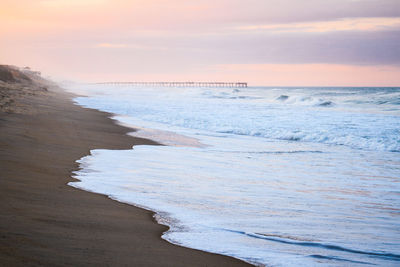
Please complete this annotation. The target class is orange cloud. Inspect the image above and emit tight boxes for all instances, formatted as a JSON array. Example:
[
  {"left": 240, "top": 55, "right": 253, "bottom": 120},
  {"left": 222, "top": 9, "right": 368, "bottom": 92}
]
[{"left": 39, "top": 0, "right": 108, "bottom": 8}]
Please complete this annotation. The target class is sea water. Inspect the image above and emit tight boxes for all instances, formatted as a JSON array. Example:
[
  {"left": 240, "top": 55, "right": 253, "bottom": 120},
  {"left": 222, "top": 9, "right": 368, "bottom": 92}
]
[{"left": 66, "top": 84, "right": 400, "bottom": 266}]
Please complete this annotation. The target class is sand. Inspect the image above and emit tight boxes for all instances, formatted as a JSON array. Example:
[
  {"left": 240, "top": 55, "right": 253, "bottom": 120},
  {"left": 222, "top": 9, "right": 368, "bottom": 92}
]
[{"left": 0, "top": 65, "right": 252, "bottom": 266}]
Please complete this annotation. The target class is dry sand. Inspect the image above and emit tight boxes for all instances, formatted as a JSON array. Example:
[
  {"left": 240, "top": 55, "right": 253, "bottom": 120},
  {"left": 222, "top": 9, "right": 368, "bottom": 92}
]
[{"left": 0, "top": 65, "right": 252, "bottom": 266}]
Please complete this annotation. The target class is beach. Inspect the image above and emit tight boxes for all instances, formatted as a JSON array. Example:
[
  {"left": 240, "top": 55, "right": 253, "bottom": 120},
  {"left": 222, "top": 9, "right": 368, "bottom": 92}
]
[
  {"left": 2, "top": 1, "right": 399, "bottom": 265},
  {"left": 67, "top": 82, "right": 400, "bottom": 266},
  {"left": 0, "top": 65, "right": 251, "bottom": 267}
]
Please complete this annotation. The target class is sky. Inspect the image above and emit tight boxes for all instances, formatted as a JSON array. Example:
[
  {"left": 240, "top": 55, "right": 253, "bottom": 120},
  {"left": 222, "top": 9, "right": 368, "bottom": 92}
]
[{"left": 1, "top": 0, "right": 400, "bottom": 86}]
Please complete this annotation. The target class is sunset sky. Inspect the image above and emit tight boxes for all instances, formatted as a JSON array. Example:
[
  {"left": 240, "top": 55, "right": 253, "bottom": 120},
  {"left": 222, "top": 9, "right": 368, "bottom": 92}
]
[{"left": 1, "top": 0, "right": 400, "bottom": 86}]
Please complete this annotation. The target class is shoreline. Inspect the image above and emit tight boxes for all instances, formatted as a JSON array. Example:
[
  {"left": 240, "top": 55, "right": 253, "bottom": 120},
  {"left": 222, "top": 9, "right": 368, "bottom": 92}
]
[{"left": 0, "top": 67, "right": 251, "bottom": 266}]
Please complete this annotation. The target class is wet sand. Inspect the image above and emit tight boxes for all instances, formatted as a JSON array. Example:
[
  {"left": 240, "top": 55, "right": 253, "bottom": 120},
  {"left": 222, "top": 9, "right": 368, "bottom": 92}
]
[{"left": 0, "top": 66, "right": 251, "bottom": 266}]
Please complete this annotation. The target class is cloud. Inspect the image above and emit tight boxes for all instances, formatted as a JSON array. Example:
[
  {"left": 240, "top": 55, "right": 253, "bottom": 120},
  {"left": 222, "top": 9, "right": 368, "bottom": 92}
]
[
  {"left": 39, "top": 0, "right": 107, "bottom": 8},
  {"left": 210, "top": 63, "right": 400, "bottom": 86},
  {"left": 94, "top": 43, "right": 168, "bottom": 51},
  {"left": 2, "top": 0, "right": 400, "bottom": 84},
  {"left": 237, "top": 17, "right": 400, "bottom": 33},
  {"left": 96, "top": 43, "right": 128, "bottom": 48}
]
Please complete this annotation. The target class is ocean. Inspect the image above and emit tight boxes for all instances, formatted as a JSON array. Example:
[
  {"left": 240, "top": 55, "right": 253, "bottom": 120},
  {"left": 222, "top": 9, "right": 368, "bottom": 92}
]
[{"left": 65, "top": 84, "right": 400, "bottom": 266}]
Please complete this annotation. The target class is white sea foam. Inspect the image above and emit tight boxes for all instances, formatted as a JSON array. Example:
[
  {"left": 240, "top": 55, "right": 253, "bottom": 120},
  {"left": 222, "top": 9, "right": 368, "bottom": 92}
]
[
  {"left": 68, "top": 85, "right": 400, "bottom": 152},
  {"left": 65, "top": 84, "right": 400, "bottom": 266}
]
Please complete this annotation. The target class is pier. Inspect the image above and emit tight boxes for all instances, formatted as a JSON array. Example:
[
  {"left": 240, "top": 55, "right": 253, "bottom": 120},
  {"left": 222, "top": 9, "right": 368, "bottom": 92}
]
[{"left": 93, "top": 82, "right": 247, "bottom": 88}]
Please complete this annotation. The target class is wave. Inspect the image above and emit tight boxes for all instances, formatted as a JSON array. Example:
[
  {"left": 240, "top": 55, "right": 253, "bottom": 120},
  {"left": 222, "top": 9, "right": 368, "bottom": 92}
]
[
  {"left": 267, "top": 88, "right": 399, "bottom": 109},
  {"left": 208, "top": 95, "right": 262, "bottom": 100},
  {"left": 72, "top": 86, "right": 400, "bottom": 152},
  {"left": 274, "top": 94, "right": 331, "bottom": 106},
  {"left": 318, "top": 101, "right": 334, "bottom": 107},
  {"left": 308, "top": 255, "right": 376, "bottom": 265},
  {"left": 209, "top": 92, "right": 337, "bottom": 106},
  {"left": 276, "top": 95, "right": 289, "bottom": 101},
  {"left": 222, "top": 229, "right": 400, "bottom": 261},
  {"left": 217, "top": 129, "right": 400, "bottom": 152},
  {"left": 209, "top": 150, "right": 324, "bottom": 154},
  {"left": 281, "top": 96, "right": 335, "bottom": 107}
]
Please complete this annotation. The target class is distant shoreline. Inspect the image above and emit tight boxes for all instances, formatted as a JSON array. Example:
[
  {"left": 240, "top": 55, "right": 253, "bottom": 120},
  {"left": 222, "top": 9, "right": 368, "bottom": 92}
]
[{"left": 0, "top": 65, "right": 251, "bottom": 266}]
